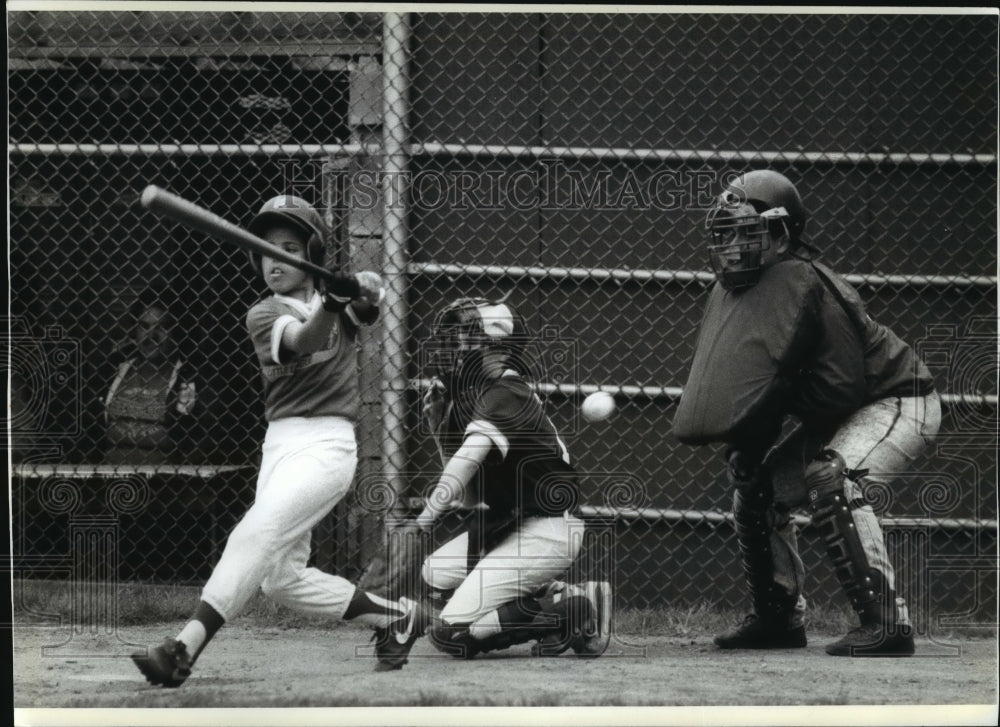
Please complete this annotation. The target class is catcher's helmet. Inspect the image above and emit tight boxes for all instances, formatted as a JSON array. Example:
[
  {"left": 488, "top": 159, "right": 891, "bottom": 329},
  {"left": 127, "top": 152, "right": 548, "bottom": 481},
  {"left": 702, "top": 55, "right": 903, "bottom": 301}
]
[
  {"left": 705, "top": 171, "right": 806, "bottom": 291},
  {"left": 429, "top": 297, "right": 531, "bottom": 394},
  {"left": 247, "top": 195, "right": 327, "bottom": 275}
]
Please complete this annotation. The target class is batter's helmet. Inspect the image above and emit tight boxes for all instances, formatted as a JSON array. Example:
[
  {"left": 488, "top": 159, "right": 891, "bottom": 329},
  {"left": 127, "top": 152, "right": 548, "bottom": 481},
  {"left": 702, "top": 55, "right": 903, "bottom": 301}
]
[
  {"left": 705, "top": 171, "right": 807, "bottom": 290},
  {"left": 247, "top": 195, "right": 327, "bottom": 275}
]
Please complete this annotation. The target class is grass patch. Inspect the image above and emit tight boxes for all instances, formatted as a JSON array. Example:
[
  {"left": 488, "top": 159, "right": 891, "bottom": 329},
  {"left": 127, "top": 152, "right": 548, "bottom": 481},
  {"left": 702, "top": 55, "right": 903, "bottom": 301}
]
[
  {"left": 13, "top": 578, "right": 995, "bottom": 641},
  {"left": 615, "top": 602, "right": 731, "bottom": 637},
  {"left": 12, "top": 578, "right": 351, "bottom": 629},
  {"left": 613, "top": 601, "right": 859, "bottom": 638}
]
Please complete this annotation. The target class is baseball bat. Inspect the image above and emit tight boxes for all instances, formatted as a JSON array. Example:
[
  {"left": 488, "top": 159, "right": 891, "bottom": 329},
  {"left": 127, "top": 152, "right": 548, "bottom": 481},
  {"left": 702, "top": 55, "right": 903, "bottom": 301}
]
[{"left": 139, "top": 185, "right": 338, "bottom": 283}]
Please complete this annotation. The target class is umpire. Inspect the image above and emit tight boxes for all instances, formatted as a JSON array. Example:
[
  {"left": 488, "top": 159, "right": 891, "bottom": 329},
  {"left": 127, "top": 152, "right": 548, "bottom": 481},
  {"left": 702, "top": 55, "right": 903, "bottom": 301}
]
[{"left": 673, "top": 170, "right": 940, "bottom": 657}]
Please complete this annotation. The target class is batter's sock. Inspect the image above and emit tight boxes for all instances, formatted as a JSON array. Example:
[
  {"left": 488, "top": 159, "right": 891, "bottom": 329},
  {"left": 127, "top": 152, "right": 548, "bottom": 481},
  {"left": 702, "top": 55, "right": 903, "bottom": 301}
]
[
  {"left": 343, "top": 588, "right": 407, "bottom": 628},
  {"left": 177, "top": 601, "right": 225, "bottom": 661}
]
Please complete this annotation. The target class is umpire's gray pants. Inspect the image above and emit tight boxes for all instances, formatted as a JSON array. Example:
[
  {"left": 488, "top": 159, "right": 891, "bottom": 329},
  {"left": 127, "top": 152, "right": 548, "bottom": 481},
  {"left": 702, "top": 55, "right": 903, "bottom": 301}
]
[{"left": 764, "top": 392, "right": 941, "bottom": 611}]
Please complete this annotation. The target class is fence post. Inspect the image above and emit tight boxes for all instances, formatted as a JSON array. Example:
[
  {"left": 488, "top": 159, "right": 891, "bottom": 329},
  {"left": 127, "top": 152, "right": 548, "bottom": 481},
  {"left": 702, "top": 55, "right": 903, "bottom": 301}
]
[
  {"left": 381, "top": 12, "right": 412, "bottom": 516},
  {"left": 333, "top": 51, "right": 387, "bottom": 575}
]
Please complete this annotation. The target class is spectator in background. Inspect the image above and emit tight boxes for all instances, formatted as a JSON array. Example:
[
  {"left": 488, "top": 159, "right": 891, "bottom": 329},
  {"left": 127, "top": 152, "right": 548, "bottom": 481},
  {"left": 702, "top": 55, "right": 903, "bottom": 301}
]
[{"left": 101, "top": 292, "right": 203, "bottom": 465}]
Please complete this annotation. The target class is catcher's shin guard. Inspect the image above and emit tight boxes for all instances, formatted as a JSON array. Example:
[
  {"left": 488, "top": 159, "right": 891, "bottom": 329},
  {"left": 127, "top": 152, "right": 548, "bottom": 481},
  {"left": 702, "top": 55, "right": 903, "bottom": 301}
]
[
  {"left": 431, "top": 598, "right": 549, "bottom": 659},
  {"left": 806, "top": 449, "right": 893, "bottom": 626},
  {"left": 731, "top": 461, "right": 800, "bottom": 623}
]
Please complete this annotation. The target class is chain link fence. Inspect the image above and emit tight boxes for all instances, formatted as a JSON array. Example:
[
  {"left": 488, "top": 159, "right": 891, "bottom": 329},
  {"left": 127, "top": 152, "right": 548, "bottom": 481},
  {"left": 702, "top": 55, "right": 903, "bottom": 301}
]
[{"left": 8, "top": 11, "right": 997, "bottom": 629}]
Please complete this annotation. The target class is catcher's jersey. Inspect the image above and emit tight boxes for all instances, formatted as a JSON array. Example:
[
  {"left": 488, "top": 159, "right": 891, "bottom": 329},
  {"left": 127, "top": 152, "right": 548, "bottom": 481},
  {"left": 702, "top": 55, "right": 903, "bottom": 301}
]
[
  {"left": 246, "top": 292, "right": 361, "bottom": 422},
  {"left": 447, "top": 371, "right": 578, "bottom": 520}
]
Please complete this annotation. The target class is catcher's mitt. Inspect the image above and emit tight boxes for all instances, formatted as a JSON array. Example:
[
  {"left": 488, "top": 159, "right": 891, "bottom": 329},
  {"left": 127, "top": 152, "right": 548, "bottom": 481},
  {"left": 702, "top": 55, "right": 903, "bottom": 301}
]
[{"left": 358, "top": 519, "right": 432, "bottom": 602}]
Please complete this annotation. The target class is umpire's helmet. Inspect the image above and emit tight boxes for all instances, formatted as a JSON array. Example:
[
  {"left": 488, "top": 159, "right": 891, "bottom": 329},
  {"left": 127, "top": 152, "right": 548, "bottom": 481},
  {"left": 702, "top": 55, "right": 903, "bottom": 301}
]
[
  {"left": 719, "top": 171, "right": 806, "bottom": 244},
  {"left": 705, "top": 171, "right": 807, "bottom": 291},
  {"left": 429, "top": 297, "right": 531, "bottom": 396},
  {"left": 247, "top": 195, "right": 327, "bottom": 276}
]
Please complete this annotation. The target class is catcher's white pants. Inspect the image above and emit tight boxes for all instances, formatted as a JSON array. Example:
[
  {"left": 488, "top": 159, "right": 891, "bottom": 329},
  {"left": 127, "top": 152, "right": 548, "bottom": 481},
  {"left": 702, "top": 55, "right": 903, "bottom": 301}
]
[
  {"left": 422, "top": 512, "right": 586, "bottom": 627},
  {"left": 766, "top": 392, "right": 941, "bottom": 602},
  {"left": 201, "top": 416, "right": 358, "bottom": 622}
]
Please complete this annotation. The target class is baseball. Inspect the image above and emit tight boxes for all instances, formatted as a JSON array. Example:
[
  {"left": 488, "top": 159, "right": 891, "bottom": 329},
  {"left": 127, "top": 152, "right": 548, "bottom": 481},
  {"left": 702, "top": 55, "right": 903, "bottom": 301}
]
[{"left": 582, "top": 391, "right": 616, "bottom": 422}]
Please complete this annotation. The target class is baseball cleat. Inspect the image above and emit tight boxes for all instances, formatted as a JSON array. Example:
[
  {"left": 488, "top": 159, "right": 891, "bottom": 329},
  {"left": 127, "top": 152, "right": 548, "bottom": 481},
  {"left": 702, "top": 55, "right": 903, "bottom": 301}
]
[
  {"left": 531, "top": 632, "right": 572, "bottom": 657},
  {"left": 131, "top": 638, "right": 192, "bottom": 688},
  {"left": 373, "top": 597, "right": 428, "bottom": 671},
  {"left": 530, "top": 581, "right": 612, "bottom": 657},
  {"left": 572, "top": 580, "right": 612, "bottom": 656},
  {"left": 714, "top": 613, "right": 807, "bottom": 650},
  {"left": 825, "top": 623, "right": 914, "bottom": 657},
  {"left": 530, "top": 582, "right": 582, "bottom": 657}
]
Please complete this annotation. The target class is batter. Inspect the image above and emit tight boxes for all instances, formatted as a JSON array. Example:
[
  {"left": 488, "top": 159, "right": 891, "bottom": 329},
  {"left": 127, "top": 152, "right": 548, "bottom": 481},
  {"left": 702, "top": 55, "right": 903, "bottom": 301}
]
[{"left": 132, "top": 195, "right": 422, "bottom": 686}]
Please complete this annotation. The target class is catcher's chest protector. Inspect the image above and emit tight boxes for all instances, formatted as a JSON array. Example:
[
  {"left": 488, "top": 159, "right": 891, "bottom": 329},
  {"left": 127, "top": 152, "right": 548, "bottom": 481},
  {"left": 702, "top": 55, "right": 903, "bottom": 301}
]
[{"left": 673, "top": 259, "right": 823, "bottom": 445}]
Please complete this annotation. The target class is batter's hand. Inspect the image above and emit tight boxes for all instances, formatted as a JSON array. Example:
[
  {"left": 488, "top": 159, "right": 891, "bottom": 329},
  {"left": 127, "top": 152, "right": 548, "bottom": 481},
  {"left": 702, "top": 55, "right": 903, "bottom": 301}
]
[{"left": 354, "top": 271, "right": 385, "bottom": 305}]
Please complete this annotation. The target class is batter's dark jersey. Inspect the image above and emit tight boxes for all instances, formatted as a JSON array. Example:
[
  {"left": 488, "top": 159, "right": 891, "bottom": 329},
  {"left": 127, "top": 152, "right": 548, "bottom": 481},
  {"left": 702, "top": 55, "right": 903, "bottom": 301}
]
[{"left": 443, "top": 371, "right": 578, "bottom": 528}]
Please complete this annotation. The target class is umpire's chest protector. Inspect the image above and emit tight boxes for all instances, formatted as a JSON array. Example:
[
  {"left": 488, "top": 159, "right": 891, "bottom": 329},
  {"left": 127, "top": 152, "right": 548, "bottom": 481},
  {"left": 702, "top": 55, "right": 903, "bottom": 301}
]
[{"left": 672, "top": 260, "right": 822, "bottom": 445}]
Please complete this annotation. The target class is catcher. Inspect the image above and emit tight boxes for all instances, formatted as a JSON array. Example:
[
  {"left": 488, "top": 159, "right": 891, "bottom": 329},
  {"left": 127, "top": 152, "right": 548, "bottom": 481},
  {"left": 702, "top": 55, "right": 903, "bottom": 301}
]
[
  {"left": 673, "top": 170, "right": 940, "bottom": 656},
  {"left": 373, "top": 297, "right": 612, "bottom": 663}
]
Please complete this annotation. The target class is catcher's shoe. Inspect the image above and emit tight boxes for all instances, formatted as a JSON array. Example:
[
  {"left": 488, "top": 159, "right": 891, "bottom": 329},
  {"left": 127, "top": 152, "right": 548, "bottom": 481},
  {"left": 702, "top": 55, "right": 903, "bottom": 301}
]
[
  {"left": 530, "top": 583, "right": 582, "bottom": 657},
  {"left": 131, "top": 638, "right": 192, "bottom": 688},
  {"left": 825, "top": 623, "right": 914, "bottom": 657},
  {"left": 572, "top": 580, "right": 613, "bottom": 656},
  {"left": 373, "top": 597, "right": 428, "bottom": 671},
  {"left": 530, "top": 627, "right": 573, "bottom": 657},
  {"left": 531, "top": 581, "right": 612, "bottom": 657},
  {"left": 713, "top": 613, "right": 807, "bottom": 650},
  {"left": 427, "top": 623, "right": 482, "bottom": 659}
]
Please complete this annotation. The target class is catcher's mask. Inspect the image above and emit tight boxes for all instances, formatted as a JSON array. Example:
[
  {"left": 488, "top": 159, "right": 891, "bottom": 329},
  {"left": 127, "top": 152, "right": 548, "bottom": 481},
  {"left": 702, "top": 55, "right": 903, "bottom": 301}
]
[
  {"left": 430, "top": 297, "right": 531, "bottom": 394},
  {"left": 247, "top": 195, "right": 327, "bottom": 277}
]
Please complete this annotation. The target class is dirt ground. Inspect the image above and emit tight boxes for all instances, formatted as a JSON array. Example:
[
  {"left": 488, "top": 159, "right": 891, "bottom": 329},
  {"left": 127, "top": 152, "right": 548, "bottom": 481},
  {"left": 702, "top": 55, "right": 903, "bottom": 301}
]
[{"left": 12, "top": 620, "right": 998, "bottom": 723}]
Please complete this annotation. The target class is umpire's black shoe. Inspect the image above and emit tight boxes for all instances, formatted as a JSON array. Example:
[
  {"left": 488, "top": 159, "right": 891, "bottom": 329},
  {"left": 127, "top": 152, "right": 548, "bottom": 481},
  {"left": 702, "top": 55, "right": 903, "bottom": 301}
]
[
  {"left": 714, "top": 613, "right": 807, "bottom": 650},
  {"left": 373, "top": 597, "right": 428, "bottom": 671},
  {"left": 825, "top": 623, "right": 914, "bottom": 657},
  {"left": 132, "top": 638, "right": 192, "bottom": 688}
]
